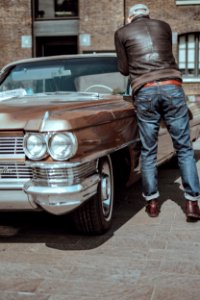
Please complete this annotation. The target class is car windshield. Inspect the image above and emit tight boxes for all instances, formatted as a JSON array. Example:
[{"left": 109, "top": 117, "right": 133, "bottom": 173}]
[{"left": 0, "top": 56, "right": 128, "bottom": 96}]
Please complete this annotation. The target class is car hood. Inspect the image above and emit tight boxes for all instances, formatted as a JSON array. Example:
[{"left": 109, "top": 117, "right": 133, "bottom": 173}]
[{"left": 0, "top": 93, "right": 134, "bottom": 131}]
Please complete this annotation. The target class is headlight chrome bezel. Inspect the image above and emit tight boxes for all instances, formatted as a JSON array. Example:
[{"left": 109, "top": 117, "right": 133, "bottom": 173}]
[
  {"left": 23, "top": 132, "right": 78, "bottom": 161},
  {"left": 47, "top": 132, "right": 78, "bottom": 161},
  {"left": 23, "top": 133, "right": 47, "bottom": 161}
]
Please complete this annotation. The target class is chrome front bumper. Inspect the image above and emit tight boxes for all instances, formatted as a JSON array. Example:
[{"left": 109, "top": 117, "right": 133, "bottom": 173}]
[
  {"left": 0, "top": 160, "right": 100, "bottom": 215},
  {"left": 24, "top": 174, "right": 100, "bottom": 215}
]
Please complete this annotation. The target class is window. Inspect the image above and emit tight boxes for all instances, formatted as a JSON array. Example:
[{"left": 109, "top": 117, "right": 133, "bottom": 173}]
[
  {"left": 34, "top": 0, "right": 78, "bottom": 19},
  {"left": 178, "top": 33, "right": 200, "bottom": 78}
]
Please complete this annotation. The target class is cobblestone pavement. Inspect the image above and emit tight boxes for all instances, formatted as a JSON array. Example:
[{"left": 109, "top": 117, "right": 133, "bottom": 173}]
[{"left": 1, "top": 140, "right": 200, "bottom": 300}]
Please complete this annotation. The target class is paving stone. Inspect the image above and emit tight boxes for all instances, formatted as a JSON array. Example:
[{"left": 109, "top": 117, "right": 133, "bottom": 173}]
[{"left": 1, "top": 139, "right": 200, "bottom": 299}]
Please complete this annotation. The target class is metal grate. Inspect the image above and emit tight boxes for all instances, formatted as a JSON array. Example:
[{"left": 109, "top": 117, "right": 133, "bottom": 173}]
[
  {"left": 0, "top": 163, "right": 32, "bottom": 179},
  {"left": 32, "top": 161, "right": 96, "bottom": 185},
  {"left": 0, "top": 137, "right": 24, "bottom": 158}
]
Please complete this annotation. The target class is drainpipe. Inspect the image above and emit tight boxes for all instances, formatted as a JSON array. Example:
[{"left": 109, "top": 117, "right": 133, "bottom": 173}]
[{"left": 123, "top": 0, "right": 126, "bottom": 25}]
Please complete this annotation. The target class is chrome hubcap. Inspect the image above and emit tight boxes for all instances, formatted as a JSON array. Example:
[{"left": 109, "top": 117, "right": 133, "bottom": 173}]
[{"left": 100, "top": 159, "right": 113, "bottom": 220}]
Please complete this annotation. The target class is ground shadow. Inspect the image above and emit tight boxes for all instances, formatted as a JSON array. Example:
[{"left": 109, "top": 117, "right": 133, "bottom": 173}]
[
  {"left": 0, "top": 148, "right": 199, "bottom": 250},
  {"left": 158, "top": 148, "right": 200, "bottom": 215}
]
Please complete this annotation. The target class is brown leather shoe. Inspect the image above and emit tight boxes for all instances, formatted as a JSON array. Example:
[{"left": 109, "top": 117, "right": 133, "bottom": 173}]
[
  {"left": 185, "top": 200, "right": 200, "bottom": 221},
  {"left": 145, "top": 200, "right": 160, "bottom": 217}
]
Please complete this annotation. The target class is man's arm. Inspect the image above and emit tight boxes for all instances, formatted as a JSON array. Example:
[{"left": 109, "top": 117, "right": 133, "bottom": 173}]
[{"left": 114, "top": 31, "right": 129, "bottom": 76}]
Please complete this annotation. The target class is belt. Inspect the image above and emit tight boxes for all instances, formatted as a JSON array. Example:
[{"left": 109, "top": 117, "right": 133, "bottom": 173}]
[{"left": 143, "top": 79, "right": 182, "bottom": 88}]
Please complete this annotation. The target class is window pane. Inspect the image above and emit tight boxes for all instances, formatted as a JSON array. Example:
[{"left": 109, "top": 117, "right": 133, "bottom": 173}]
[
  {"left": 188, "top": 34, "right": 195, "bottom": 68},
  {"left": 179, "top": 36, "right": 186, "bottom": 49},
  {"left": 179, "top": 36, "right": 186, "bottom": 69},
  {"left": 36, "top": 0, "right": 55, "bottom": 19},
  {"left": 179, "top": 50, "right": 186, "bottom": 68},
  {"left": 55, "top": 0, "right": 78, "bottom": 17},
  {"left": 199, "top": 39, "right": 200, "bottom": 69},
  {"left": 35, "top": 0, "right": 78, "bottom": 19}
]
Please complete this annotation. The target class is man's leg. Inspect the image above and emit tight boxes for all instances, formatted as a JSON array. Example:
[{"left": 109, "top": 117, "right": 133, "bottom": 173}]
[
  {"left": 135, "top": 88, "right": 161, "bottom": 217},
  {"left": 137, "top": 118, "right": 160, "bottom": 199},
  {"left": 162, "top": 85, "right": 200, "bottom": 220}
]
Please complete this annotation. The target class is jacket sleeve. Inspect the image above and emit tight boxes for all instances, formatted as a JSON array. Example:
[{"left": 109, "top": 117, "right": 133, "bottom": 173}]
[{"left": 114, "top": 30, "right": 129, "bottom": 76}]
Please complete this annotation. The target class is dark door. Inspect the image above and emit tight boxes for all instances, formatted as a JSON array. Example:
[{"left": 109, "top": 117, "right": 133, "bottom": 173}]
[{"left": 36, "top": 36, "right": 78, "bottom": 57}]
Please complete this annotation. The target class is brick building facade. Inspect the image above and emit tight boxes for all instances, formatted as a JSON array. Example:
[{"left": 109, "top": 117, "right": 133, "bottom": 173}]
[{"left": 0, "top": 0, "right": 200, "bottom": 94}]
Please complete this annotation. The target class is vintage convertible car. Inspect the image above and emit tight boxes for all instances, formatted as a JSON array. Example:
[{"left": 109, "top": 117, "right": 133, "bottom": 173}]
[{"left": 0, "top": 53, "right": 200, "bottom": 234}]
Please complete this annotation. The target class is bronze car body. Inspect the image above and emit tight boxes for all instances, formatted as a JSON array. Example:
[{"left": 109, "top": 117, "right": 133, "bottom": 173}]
[{"left": 0, "top": 54, "right": 199, "bottom": 234}]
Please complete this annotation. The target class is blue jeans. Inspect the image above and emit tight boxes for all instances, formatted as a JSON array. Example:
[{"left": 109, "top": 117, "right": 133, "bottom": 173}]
[{"left": 134, "top": 84, "right": 200, "bottom": 201}]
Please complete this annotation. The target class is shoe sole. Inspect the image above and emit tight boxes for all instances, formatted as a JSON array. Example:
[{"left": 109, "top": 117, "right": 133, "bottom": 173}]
[{"left": 186, "top": 215, "right": 200, "bottom": 222}]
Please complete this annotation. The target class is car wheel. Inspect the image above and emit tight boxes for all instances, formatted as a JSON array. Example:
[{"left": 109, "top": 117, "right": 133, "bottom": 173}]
[{"left": 73, "top": 155, "right": 114, "bottom": 234}]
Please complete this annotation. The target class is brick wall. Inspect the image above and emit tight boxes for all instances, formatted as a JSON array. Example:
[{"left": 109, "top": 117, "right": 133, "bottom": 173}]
[
  {"left": 79, "top": 0, "right": 124, "bottom": 53},
  {"left": 1, "top": 1, "right": 200, "bottom": 60},
  {"left": 0, "top": 0, "right": 32, "bottom": 68},
  {"left": 0, "top": 0, "right": 199, "bottom": 94}
]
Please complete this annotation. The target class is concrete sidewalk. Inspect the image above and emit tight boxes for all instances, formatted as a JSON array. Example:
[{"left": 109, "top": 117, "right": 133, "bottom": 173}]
[{"left": 0, "top": 140, "right": 200, "bottom": 299}]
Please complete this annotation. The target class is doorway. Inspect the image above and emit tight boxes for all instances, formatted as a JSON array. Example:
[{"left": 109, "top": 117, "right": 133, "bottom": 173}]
[{"left": 36, "top": 36, "right": 78, "bottom": 57}]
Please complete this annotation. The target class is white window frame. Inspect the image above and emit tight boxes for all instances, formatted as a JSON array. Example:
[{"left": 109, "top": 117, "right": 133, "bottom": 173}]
[
  {"left": 178, "top": 33, "right": 200, "bottom": 82},
  {"left": 176, "top": 0, "right": 200, "bottom": 5}
]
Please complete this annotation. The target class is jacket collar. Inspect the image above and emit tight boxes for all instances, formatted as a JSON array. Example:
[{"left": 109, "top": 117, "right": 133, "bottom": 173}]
[{"left": 131, "top": 15, "right": 150, "bottom": 23}]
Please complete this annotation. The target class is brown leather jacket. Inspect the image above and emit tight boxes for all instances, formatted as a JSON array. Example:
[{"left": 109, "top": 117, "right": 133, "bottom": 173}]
[{"left": 114, "top": 16, "right": 182, "bottom": 93}]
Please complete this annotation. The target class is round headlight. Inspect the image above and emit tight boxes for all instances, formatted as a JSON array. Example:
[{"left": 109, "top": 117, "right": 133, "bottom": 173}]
[
  {"left": 48, "top": 132, "right": 78, "bottom": 161},
  {"left": 24, "top": 133, "right": 47, "bottom": 160}
]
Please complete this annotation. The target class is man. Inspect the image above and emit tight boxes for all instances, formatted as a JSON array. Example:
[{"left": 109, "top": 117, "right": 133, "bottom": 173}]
[{"left": 114, "top": 3, "right": 200, "bottom": 220}]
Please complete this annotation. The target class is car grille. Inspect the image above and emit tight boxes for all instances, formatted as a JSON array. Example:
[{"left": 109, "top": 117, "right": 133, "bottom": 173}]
[
  {"left": 32, "top": 161, "right": 97, "bottom": 185},
  {"left": 0, "top": 162, "right": 32, "bottom": 179},
  {"left": 0, "top": 136, "right": 24, "bottom": 158},
  {"left": 0, "top": 135, "right": 97, "bottom": 185}
]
